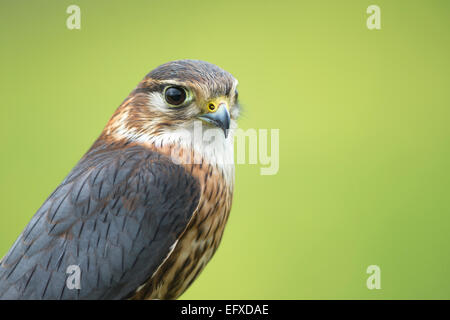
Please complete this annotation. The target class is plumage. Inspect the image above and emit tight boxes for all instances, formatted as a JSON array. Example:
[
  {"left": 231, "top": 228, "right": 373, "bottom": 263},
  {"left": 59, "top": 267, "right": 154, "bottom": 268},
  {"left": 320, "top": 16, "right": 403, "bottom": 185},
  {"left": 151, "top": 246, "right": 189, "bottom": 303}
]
[{"left": 0, "top": 60, "right": 239, "bottom": 299}]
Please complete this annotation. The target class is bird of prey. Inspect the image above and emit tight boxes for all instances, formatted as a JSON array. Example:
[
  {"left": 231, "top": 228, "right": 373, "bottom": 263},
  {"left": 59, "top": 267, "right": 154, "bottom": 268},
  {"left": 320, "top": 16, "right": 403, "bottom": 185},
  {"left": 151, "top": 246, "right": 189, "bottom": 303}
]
[{"left": 0, "top": 60, "right": 240, "bottom": 299}]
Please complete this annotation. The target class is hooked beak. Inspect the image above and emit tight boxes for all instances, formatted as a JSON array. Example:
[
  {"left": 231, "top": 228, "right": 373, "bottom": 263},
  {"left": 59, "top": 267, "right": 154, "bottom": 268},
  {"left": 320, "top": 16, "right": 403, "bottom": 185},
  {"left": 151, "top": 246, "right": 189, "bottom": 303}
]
[{"left": 198, "top": 103, "right": 231, "bottom": 138}]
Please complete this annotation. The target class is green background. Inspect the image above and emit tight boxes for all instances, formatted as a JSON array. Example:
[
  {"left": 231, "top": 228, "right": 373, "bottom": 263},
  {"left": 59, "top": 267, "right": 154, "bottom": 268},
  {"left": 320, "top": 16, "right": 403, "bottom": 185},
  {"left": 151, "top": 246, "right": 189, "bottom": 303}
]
[{"left": 1, "top": 0, "right": 449, "bottom": 299}]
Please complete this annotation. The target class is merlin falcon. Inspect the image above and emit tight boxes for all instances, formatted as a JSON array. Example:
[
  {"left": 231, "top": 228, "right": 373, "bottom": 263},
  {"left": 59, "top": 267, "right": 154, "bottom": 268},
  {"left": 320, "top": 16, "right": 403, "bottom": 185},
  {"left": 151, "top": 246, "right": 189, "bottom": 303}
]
[{"left": 0, "top": 60, "right": 240, "bottom": 299}]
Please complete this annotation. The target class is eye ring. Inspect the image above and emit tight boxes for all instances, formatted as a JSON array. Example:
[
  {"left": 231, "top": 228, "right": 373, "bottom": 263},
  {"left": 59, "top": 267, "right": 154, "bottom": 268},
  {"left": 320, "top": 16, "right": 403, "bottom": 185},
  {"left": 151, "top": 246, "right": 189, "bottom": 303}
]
[
  {"left": 164, "top": 86, "right": 188, "bottom": 107},
  {"left": 208, "top": 103, "right": 216, "bottom": 112}
]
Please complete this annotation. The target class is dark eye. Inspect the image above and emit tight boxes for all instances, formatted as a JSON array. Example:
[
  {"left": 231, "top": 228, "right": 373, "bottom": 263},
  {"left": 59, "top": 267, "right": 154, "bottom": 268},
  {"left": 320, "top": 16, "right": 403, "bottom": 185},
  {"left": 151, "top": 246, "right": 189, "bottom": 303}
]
[
  {"left": 234, "top": 89, "right": 239, "bottom": 102},
  {"left": 165, "top": 86, "right": 187, "bottom": 106}
]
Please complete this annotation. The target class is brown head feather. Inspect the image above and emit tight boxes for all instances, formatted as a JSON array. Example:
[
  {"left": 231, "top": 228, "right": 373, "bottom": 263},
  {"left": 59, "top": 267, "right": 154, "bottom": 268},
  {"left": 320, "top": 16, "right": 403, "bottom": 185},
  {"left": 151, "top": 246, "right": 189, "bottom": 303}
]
[{"left": 100, "top": 60, "right": 239, "bottom": 145}]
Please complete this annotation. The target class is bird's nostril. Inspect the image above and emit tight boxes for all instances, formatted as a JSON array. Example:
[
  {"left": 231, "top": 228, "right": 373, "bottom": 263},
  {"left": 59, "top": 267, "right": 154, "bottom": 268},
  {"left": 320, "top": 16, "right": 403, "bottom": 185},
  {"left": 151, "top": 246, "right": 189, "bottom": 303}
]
[{"left": 208, "top": 103, "right": 216, "bottom": 112}]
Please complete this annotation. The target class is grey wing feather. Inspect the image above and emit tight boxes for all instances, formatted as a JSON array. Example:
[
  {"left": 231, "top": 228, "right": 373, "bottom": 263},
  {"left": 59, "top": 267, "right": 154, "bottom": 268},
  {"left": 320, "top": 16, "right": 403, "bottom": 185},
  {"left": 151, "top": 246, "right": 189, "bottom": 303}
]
[{"left": 0, "top": 144, "right": 200, "bottom": 299}]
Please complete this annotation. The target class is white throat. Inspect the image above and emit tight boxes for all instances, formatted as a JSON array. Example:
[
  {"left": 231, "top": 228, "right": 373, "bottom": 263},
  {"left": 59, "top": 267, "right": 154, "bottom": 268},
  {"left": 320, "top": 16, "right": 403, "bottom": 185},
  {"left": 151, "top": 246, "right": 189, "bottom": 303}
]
[{"left": 149, "top": 121, "right": 236, "bottom": 185}]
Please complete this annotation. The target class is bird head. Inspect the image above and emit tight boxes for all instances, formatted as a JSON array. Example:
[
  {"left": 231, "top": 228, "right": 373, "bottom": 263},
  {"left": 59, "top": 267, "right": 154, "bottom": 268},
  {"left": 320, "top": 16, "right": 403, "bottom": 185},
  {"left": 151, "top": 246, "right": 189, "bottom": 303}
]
[{"left": 105, "top": 60, "right": 240, "bottom": 147}]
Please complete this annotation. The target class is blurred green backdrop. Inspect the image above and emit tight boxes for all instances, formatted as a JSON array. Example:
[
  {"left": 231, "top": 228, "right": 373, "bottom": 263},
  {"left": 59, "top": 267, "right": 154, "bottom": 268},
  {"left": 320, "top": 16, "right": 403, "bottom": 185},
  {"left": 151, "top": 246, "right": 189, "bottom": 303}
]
[{"left": 1, "top": 0, "right": 450, "bottom": 299}]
